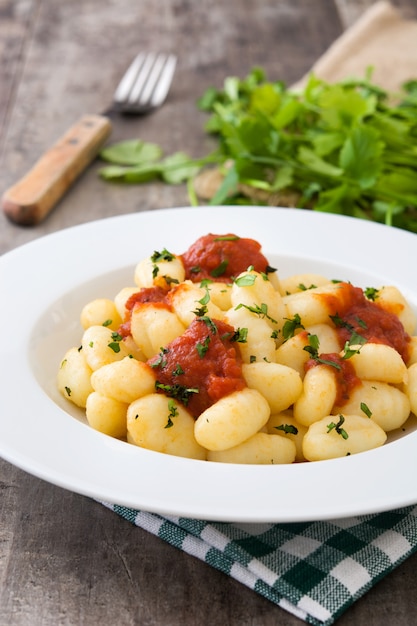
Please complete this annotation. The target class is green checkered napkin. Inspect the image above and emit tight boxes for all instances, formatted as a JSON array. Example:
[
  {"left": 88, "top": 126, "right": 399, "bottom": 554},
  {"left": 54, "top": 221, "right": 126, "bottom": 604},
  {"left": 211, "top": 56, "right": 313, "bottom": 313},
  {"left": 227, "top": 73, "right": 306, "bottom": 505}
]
[{"left": 101, "top": 502, "right": 417, "bottom": 625}]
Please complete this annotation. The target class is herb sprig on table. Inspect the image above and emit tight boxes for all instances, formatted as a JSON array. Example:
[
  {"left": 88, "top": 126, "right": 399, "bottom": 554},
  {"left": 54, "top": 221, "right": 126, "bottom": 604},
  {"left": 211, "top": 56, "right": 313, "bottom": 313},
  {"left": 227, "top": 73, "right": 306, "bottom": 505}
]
[{"left": 99, "top": 68, "right": 417, "bottom": 232}]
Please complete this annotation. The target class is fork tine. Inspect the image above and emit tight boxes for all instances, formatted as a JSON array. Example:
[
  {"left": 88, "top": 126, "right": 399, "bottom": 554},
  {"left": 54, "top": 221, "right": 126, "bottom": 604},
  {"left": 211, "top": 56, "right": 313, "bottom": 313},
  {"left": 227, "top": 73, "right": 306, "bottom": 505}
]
[
  {"left": 127, "top": 53, "right": 157, "bottom": 104},
  {"left": 150, "top": 54, "right": 177, "bottom": 107},
  {"left": 113, "top": 52, "right": 146, "bottom": 104},
  {"left": 138, "top": 53, "right": 169, "bottom": 105}
]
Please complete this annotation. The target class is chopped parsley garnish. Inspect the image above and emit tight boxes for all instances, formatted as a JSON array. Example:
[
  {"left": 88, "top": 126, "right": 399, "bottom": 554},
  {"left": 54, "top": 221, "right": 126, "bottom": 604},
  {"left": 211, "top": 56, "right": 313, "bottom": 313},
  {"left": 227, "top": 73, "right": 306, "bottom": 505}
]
[
  {"left": 330, "top": 313, "right": 367, "bottom": 333},
  {"left": 102, "top": 319, "right": 112, "bottom": 327},
  {"left": 275, "top": 424, "right": 298, "bottom": 435},
  {"left": 196, "top": 335, "right": 211, "bottom": 357},
  {"left": 65, "top": 386, "right": 71, "bottom": 397},
  {"left": 282, "top": 313, "right": 304, "bottom": 340},
  {"left": 198, "top": 287, "right": 211, "bottom": 306},
  {"left": 234, "top": 273, "right": 257, "bottom": 287},
  {"left": 198, "top": 315, "right": 218, "bottom": 334},
  {"left": 298, "top": 283, "right": 317, "bottom": 291},
  {"left": 164, "top": 275, "right": 180, "bottom": 286},
  {"left": 360, "top": 402, "right": 372, "bottom": 418},
  {"left": 364, "top": 287, "right": 379, "bottom": 301},
  {"left": 355, "top": 316, "right": 367, "bottom": 329},
  {"left": 234, "top": 302, "right": 277, "bottom": 324},
  {"left": 172, "top": 364, "right": 185, "bottom": 376},
  {"left": 193, "top": 304, "right": 208, "bottom": 317},
  {"left": 150, "top": 248, "right": 176, "bottom": 279},
  {"left": 342, "top": 332, "right": 367, "bottom": 358},
  {"left": 193, "top": 286, "right": 210, "bottom": 317},
  {"left": 329, "top": 313, "right": 353, "bottom": 330},
  {"left": 327, "top": 415, "right": 349, "bottom": 439},
  {"left": 151, "top": 248, "right": 175, "bottom": 263},
  {"left": 214, "top": 235, "right": 240, "bottom": 241},
  {"left": 330, "top": 314, "right": 368, "bottom": 356},
  {"left": 150, "top": 347, "right": 169, "bottom": 369},
  {"left": 303, "top": 334, "right": 342, "bottom": 370},
  {"left": 210, "top": 259, "right": 229, "bottom": 277},
  {"left": 155, "top": 381, "right": 199, "bottom": 406},
  {"left": 107, "top": 332, "right": 123, "bottom": 353},
  {"left": 228, "top": 327, "right": 248, "bottom": 343},
  {"left": 165, "top": 400, "right": 178, "bottom": 428}
]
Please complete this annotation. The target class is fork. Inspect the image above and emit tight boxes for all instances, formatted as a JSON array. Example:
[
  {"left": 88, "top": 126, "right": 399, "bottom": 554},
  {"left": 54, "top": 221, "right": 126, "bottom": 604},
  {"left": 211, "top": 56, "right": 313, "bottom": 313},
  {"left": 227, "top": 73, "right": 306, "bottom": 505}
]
[{"left": 2, "top": 52, "right": 177, "bottom": 226}]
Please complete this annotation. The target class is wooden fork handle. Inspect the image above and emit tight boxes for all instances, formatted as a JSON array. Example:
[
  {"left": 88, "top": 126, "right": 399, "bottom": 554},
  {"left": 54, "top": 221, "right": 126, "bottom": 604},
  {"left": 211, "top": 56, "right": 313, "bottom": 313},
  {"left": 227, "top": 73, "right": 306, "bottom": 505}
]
[{"left": 2, "top": 114, "right": 112, "bottom": 226}]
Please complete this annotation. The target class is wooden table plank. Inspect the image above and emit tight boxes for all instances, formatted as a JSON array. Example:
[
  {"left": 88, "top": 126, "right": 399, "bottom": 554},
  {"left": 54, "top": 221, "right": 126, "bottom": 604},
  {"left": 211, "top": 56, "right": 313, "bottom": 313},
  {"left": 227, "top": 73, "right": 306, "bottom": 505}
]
[
  {"left": 1, "top": 1, "right": 417, "bottom": 624},
  {"left": 0, "top": 0, "right": 36, "bottom": 149}
]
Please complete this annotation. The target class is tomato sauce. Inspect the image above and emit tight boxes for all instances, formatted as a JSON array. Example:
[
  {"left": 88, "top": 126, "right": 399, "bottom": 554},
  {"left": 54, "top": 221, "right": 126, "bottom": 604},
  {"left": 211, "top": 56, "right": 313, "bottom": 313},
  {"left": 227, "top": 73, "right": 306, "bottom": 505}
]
[
  {"left": 305, "top": 353, "right": 362, "bottom": 407},
  {"left": 147, "top": 318, "right": 246, "bottom": 417},
  {"left": 320, "top": 282, "right": 410, "bottom": 362},
  {"left": 126, "top": 286, "right": 171, "bottom": 308},
  {"left": 181, "top": 233, "right": 273, "bottom": 283}
]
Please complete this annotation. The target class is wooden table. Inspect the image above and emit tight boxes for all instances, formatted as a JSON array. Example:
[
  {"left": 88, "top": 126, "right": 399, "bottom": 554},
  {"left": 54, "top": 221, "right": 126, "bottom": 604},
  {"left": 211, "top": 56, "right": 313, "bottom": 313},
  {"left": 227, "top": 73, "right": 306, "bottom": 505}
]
[{"left": 1, "top": 1, "right": 417, "bottom": 624}]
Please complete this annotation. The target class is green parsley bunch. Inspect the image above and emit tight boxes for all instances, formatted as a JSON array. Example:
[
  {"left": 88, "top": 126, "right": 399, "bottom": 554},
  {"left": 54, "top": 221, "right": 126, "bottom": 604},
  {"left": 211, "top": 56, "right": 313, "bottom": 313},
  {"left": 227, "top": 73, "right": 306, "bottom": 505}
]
[
  {"left": 197, "top": 68, "right": 417, "bottom": 231},
  {"left": 99, "top": 68, "right": 417, "bottom": 233}
]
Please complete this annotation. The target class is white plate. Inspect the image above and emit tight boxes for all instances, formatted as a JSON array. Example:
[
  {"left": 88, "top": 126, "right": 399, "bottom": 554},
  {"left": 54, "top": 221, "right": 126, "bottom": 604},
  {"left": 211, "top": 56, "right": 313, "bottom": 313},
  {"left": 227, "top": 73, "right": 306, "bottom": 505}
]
[{"left": 1, "top": 206, "right": 416, "bottom": 522}]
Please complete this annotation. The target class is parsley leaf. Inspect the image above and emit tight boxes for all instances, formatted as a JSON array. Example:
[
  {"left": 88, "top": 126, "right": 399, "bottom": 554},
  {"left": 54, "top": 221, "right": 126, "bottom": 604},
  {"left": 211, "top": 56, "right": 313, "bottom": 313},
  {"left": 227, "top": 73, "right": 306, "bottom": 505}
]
[{"left": 99, "top": 140, "right": 162, "bottom": 165}]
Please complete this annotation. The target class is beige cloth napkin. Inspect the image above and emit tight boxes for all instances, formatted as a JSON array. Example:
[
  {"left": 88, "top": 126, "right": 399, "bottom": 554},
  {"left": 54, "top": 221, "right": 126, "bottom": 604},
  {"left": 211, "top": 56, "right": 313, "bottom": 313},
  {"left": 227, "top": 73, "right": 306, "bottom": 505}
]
[{"left": 292, "top": 0, "right": 417, "bottom": 93}]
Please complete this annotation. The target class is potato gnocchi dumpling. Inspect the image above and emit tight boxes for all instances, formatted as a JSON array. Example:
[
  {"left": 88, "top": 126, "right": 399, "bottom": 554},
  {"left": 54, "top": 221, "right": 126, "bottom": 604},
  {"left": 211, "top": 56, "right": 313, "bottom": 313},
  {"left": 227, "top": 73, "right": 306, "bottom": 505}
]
[
  {"left": 134, "top": 253, "right": 185, "bottom": 289},
  {"left": 86, "top": 391, "right": 128, "bottom": 439},
  {"left": 127, "top": 394, "right": 206, "bottom": 460},
  {"left": 302, "top": 414, "right": 387, "bottom": 461},
  {"left": 81, "top": 325, "right": 131, "bottom": 371},
  {"left": 225, "top": 306, "right": 277, "bottom": 364},
  {"left": 293, "top": 365, "right": 338, "bottom": 426},
  {"left": 130, "top": 304, "right": 185, "bottom": 359},
  {"left": 194, "top": 388, "right": 270, "bottom": 451},
  {"left": 207, "top": 432, "right": 296, "bottom": 464},
  {"left": 242, "top": 362, "right": 303, "bottom": 414},
  {"left": 91, "top": 357, "right": 155, "bottom": 404},
  {"left": 279, "top": 273, "right": 332, "bottom": 296},
  {"left": 58, "top": 347, "right": 93, "bottom": 408},
  {"left": 334, "top": 381, "right": 411, "bottom": 432},
  {"left": 80, "top": 298, "right": 123, "bottom": 331},
  {"left": 57, "top": 232, "right": 417, "bottom": 464}
]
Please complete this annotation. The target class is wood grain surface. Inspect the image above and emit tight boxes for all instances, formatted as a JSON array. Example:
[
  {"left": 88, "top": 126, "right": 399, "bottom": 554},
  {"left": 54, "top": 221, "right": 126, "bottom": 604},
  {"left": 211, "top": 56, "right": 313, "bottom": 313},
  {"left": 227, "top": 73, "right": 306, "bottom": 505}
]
[{"left": 1, "top": 1, "right": 417, "bottom": 624}]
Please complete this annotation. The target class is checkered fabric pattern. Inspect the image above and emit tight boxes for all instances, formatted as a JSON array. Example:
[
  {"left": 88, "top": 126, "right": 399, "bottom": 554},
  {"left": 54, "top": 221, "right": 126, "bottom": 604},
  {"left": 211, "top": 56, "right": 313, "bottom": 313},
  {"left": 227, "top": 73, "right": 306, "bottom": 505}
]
[{"left": 101, "top": 502, "right": 417, "bottom": 625}]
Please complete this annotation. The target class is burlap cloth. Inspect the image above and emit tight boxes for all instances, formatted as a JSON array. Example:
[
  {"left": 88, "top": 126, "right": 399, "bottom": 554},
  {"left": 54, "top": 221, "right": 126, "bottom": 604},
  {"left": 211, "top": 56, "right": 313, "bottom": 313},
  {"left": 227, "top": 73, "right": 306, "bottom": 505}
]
[{"left": 293, "top": 0, "right": 417, "bottom": 93}]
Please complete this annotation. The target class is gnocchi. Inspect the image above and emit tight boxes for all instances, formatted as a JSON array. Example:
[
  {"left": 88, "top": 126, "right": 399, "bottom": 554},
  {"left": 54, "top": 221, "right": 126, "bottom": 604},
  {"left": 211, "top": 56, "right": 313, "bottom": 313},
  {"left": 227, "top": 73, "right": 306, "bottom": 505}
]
[
  {"left": 302, "top": 414, "right": 387, "bottom": 461},
  {"left": 57, "top": 232, "right": 417, "bottom": 465},
  {"left": 127, "top": 394, "right": 206, "bottom": 460}
]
